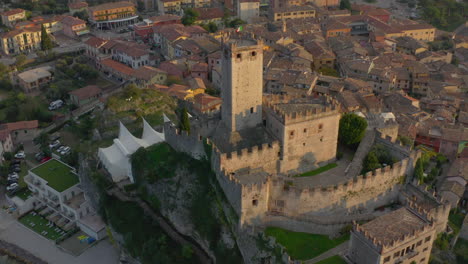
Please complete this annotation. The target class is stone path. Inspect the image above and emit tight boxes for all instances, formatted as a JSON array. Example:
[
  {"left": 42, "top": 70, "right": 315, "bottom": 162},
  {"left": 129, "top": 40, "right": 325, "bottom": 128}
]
[
  {"left": 345, "top": 128, "right": 376, "bottom": 178},
  {"left": 303, "top": 242, "right": 348, "bottom": 264}
]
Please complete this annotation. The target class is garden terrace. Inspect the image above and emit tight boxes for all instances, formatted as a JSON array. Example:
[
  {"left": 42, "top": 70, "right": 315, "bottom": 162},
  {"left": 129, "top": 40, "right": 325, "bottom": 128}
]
[{"left": 30, "top": 159, "right": 79, "bottom": 192}]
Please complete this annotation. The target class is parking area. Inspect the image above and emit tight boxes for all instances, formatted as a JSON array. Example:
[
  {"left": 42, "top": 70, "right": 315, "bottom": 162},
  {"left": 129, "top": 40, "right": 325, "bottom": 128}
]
[{"left": 59, "top": 231, "right": 97, "bottom": 256}]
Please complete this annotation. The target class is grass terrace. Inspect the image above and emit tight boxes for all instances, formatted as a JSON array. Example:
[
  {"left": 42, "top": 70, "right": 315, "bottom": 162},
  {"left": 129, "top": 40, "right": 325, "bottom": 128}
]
[
  {"left": 19, "top": 211, "right": 65, "bottom": 241},
  {"left": 15, "top": 188, "right": 32, "bottom": 201},
  {"left": 316, "top": 255, "right": 347, "bottom": 264},
  {"left": 295, "top": 163, "right": 338, "bottom": 177},
  {"left": 264, "top": 227, "right": 349, "bottom": 260},
  {"left": 30, "top": 159, "right": 79, "bottom": 192}
]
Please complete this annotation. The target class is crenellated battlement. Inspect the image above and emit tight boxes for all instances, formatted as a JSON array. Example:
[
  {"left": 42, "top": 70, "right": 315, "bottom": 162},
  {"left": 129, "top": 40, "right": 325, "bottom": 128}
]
[{"left": 263, "top": 94, "right": 340, "bottom": 125}]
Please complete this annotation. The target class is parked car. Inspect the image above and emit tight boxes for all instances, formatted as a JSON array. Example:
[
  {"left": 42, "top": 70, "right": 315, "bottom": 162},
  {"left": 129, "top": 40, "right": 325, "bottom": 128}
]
[
  {"left": 57, "top": 145, "right": 66, "bottom": 152},
  {"left": 60, "top": 146, "right": 71, "bottom": 155},
  {"left": 8, "top": 174, "right": 19, "bottom": 180},
  {"left": 40, "top": 157, "right": 51, "bottom": 163},
  {"left": 9, "top": 166, "right": 20, "bottom": 173},
  {"left": 8, "top": 172, "right": 18, "bottom": 178},
  {"left": 11, "top": 159, "right": 21, "bottom": 165},
  {"left": 7, "top": 179, "right": 18, "bottom": 185},
  {"left": 35, "top": 152, "right": 45, "bottom": 161},
  {"left": 6, "top": 183, "right": 19, "bottom": 191},
  {"left": 49, "top": 140, "right": 61, "bottom": 149},
  {"left": 48, "top": 100, "right": 64, "bottom": 111},
  {"left": 14, "top": 151, "right": 25, "bottom": 159}
]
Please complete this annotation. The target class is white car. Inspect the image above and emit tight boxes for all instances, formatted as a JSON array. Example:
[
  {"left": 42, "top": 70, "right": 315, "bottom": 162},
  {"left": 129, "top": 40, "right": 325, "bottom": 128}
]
[
  {"left": 8, "top": 172, "right": 18, "bottom": 178},
  {"left": 49, "top": 140, "right": 61, "bottom": 149},
  {"left": 57, "top": 145, "right": 66, "bottom": 152},
  {"left": 8, "top": 174, "right": 19, "bottom": 181},
  {"left": 60, "top": 146, "right": 71, "bottom": 155},
  {"left": 14, "top": 151, "right": 25, "bottom": 159},
  {"left": 6, "top": 183, "right": 19, "bottom": 191}
]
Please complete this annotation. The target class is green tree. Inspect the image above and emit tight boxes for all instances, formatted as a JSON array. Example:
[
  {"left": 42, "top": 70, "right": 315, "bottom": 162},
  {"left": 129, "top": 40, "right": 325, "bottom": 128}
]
[
  {"left": 413, "top": 158, "right": 424, "bottom": 183},
  {"left": 40, "top": 24, "right": 53, "bottom": 51},
  {"left": 362, "top": 151, "right": 381, "bottom": 173},
  {"left": 338, "top": 113, "right": 368, "bottom": 146},
  {"left": 180, "top": 108, "right": 191, "bottom": 134},
  {"left": 203, "top": 22, "right": 218, "bottom": 33},
  {"left": 181, "top": 8, "right": 199, "bottom": 26},
  {"left": 229, "top": 18, "right": 246, "bottom": 28},
  {"left": 15, "top": 54, "right": 27, "bottom": 68},
  {"left": 340, "top": 0, "right": 351, "bottom": 10},
  {"left": 181, "top": 245, "right": 193, "bottom": 259}
]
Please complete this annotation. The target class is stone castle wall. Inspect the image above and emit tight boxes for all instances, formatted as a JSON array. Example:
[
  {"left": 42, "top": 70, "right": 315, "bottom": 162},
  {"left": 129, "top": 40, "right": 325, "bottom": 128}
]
[
  {"left": 212, "top": 141, "right": 281, "bottom": 175},
  {"left": 266, "top": 152, "right": 420, "bottom": 218},
  {"left": 164, "top": 122, "right": 206, "bottom": 160}
]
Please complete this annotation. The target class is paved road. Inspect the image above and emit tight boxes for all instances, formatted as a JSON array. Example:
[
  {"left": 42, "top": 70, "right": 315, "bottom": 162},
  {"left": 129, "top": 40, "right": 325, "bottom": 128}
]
[
  {"left": 0, "top": 196, "right": 119, "bottom": 264},
  {"left": 304, "top": 242, "right": 348, "bottom": 264}
]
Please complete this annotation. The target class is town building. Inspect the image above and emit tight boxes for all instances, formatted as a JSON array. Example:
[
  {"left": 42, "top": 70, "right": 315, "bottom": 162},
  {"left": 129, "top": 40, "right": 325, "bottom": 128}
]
[
  {"left": 24, "top": 159, "right": 106, "bottom": 239},
  {"left": 237, "top": 0, "right": 260, "bottom": 23},
  {"left": 0, "top": 9, "right": 26, "bottom": 28},
  {"left": 0, "top": 130, "right": 14, "bottom": 165},
  {"left": 0, "top": 26, "right": 41, "bottom": 55},
  {"left": 349, "top": 205, "right": 436, "bottom": 264},
  {"left": 16, "top": 66, "right": 53, "bottom": 94},
  {"left": 88, "top": 1, "right": 138, "bottom": 30},
  {"left": 68, "top": 1, "right": 89, "bottom": 15},
  {"left": 270, "top": 6, "right": 316, "bottom": 21},
  {"left": 158, "top": 0, "right": 182, "bottom": 15},
  {"left": 59, "top": 15, "right": 89, "bottom": 38},
  {"left": 193, "top": 7, "right": 224, "bottom": 26},
  {"left": 0, "top": 120, "right": 39, "bottom": 145},
  {"left": 68, "top": 85, "right": 103, "bottom": 107}
]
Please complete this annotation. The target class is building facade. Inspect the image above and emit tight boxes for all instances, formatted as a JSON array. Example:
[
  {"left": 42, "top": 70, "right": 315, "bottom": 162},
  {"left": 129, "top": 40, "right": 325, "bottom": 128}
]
[
  {"left": 1, "top": 9, "right": 26, "bottom": 28},
  {"left": 0, "top": 27, "right": 41, "bottom": 55},
  {"left": 88, "top": 1, "right": 138, "bottom": 30}
]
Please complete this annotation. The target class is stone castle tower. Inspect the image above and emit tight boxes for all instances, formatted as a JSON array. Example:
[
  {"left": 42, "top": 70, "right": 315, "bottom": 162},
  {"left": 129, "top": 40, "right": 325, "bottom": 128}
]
[{"left": 221, "top": 37, "right": 264, "bottom": 132}]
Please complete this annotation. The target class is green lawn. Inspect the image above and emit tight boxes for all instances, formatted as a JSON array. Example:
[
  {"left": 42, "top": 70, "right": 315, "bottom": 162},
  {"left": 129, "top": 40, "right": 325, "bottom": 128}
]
[
  {"left": 264, "top": 227, "right": 349, "bottom": 260},
  {"left": 316, "top": 255, "right": 347, "bottom": 264},
  {"left": 18, "top": 162, "right": 29, "bottom": 188},
  {"left": 295, "top": 163, "right": 338, "bottom": 177},
  {"left": 19, "top": 212, "right": 65, "bottom": 241},
  {"left": 15, "top": 188, "right": 32, "bottom": 201},
  {"left": 30, "top": 159, "right": 79, "bottom": 192}
]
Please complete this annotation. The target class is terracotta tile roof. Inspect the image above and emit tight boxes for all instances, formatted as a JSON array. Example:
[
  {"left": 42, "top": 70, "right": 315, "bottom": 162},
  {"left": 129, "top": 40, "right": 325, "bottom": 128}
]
[
  {"left": 100, "top": 59, "right": 135, "bottom": 76},
  {"left": 0, "top": 26, "right": 40, "bottom": 38},
  {"left": 191, "top": 62, "right": 208, "bottom": 72},
  {"left": 88, "top": 1, "right": 135, "bottom": 12},
  {"left": 60, "top": 15, "right": 86, "bottom": 26},
  {"left": 194, "top": 93, "right": 222, "bottom": 112},
  {"left": 148, "top": 14, "right": 181, "bottom": 23},
  {"left": 69, "top": 85, "right": 102, "bottom": 100},
  {"left": 68, "top": 2, "right": 89, "bottom": 9},
  {"left": 1, "top": 8, "right": 25, "bottom": 17},
  {"left": 0, "top": 120, "right": 39, "bottom": 132},
  {"left": 132, "top": 66, "right": 166, "bottom": 80},
  {"left": 84, "top": 36, "right": 107, "bottom": 48},
  {"left": 193, "top": 7, "right": 224, "bottom": 20}
]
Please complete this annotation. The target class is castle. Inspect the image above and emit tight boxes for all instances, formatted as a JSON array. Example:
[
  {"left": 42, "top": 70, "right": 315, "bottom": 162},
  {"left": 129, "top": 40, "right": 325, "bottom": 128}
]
[{"left": 163, "top": 35, "right": 449, "bottom": 234}]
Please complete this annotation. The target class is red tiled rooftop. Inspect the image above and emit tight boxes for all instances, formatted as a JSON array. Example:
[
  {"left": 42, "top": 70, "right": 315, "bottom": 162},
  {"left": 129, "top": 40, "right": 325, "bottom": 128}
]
[
  {"left": 1, "top": 8, "right": 25, "bottom": 17},
  {"left": 101, "top": 59, "right": 135, "bottom": 76},
  {"left": 85, "top": 36, "right": 107, "bottom": 48},
  {"left": 0, "top": 120, "right": 39, "bottom": 131},
  {"left": 193, "top": 7, "right": 224, "bottom": 20},
  {"left": 68, "top": 2, "right": 89, "bottom": 9},
  {"left": 69, "top": 85, "right": 102, "bottom": 100}
]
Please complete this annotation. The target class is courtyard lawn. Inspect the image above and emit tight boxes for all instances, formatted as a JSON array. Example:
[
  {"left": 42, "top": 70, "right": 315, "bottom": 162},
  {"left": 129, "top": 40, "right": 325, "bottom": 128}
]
[
  {"left": 295, "top": 163, "right": 338, "bottom": 177},
  {"left": 316, "top": 255, "right": 347, "bottom": 264},
  {"left": 264, "top": 227, "right": 349, "bottom": 260},
  {"left": 19, "top": 212, "right": 65, "bottom": 241},
  {"left": 15, "top": 188, "right": 32, "bottom": 201},
  {"left": 18, "top": 162, "right": 29, "bottom": 188}
]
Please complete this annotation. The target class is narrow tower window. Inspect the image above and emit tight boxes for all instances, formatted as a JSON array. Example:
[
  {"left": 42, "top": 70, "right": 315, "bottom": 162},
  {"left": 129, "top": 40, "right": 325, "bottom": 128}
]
[
  {"left": 250, "top": 107, "right": 254, "bottom": 113},
  {"left": 237, "top": 53, "right": 242, "bottom": 59},
  {"left": 251, "top": 51, "right": 256, "bottom": 56}
]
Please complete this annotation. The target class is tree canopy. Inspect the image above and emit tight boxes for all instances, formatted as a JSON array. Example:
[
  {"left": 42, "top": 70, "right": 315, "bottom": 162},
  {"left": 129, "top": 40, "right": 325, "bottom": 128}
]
[
  {"left": 180, "top": 108, "right": 191, "bottom": 134},
  {"left": 181, "top": 9, "right": 199, "bottom": 26},
  {"left": 40, "top": 24, "right": 53, "bottom": 51},
  {"left": 338, "top": 113, "right": 368, "bottom": 146},
  {"left": 340, "top": 0, "right": 351, "bottom": 10}
]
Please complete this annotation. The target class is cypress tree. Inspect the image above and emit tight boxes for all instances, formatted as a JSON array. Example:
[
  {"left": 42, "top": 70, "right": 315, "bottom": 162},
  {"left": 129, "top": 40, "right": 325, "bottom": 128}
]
[{"left": 40, "top": 24, "right": 53, "bottom": 51}]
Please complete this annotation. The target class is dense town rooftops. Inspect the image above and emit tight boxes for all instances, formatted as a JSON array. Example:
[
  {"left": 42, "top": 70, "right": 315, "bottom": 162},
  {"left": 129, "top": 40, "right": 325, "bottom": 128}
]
[
  {"left": 88, "top": 1, "right": 135, "bottom": 12},
  {"left": 101, "top": 59, "right": 135, "bottom": 76},
  {"left": 60, "top": 15, "right": 86, "bottom": 26},
  {"left": 30, "top": 159, "right": 79, "bottom": 192},
  {"left": 132, "top": 66, "right": 166, "bottom": 80},
  {"left": 193, "top": 7, "right": 224, "bottom": 20}
]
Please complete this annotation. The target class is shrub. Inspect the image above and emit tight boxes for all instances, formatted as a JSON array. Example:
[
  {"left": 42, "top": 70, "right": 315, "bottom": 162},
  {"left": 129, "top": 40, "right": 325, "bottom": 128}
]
[{"left": 338, "top": 113, "right": 367, "bottom": 147}]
